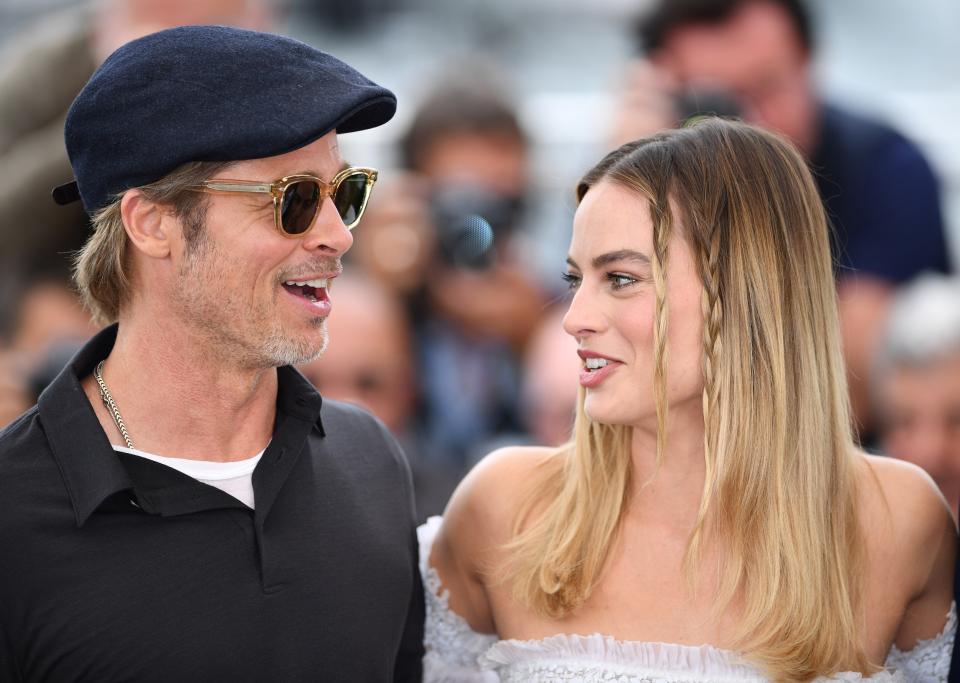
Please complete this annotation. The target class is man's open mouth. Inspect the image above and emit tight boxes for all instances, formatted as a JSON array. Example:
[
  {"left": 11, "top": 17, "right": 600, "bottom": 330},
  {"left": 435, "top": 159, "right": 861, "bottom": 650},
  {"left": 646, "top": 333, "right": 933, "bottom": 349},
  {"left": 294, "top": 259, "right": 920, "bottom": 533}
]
[{"left": 282, "top": 278, "right": 329, "bottom": 303}]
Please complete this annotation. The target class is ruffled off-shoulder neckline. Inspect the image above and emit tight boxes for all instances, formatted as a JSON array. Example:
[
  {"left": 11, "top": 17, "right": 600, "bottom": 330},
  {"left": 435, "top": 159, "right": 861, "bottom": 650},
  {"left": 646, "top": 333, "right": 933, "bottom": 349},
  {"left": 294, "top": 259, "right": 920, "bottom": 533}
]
[
  {"left": 419, "top": 516, "right": 941, "bottom": 682},
  {"left": 480, "top": 632, "right": 901, "bottom": 680}
]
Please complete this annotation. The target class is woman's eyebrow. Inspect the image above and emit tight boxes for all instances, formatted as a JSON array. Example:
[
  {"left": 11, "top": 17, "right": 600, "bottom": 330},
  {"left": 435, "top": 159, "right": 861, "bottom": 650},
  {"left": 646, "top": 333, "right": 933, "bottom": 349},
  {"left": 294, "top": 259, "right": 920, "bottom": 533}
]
[
  {"left": 566, "top": 250, "right": 651, "bottom": 270},
  {"left": 592, "top": 250, "right": 652, "bottom": 268}
]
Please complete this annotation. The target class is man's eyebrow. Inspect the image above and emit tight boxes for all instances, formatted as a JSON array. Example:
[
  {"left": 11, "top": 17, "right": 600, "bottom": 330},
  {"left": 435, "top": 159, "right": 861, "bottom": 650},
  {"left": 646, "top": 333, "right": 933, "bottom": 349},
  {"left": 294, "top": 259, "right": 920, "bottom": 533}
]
[
  {"left": 566, "top": 250, "right": 652, "bottom": 270},
  {"left": 301, "top": 161, "right": 350, "bottom": 178}
]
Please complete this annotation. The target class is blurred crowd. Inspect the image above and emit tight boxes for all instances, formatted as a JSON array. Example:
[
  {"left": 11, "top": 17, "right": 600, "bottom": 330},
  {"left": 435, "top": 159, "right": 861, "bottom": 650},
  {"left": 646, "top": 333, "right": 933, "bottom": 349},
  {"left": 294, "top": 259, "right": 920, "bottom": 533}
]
[{"left": 0, "top": 0, "right": 957, "bottom": 522}]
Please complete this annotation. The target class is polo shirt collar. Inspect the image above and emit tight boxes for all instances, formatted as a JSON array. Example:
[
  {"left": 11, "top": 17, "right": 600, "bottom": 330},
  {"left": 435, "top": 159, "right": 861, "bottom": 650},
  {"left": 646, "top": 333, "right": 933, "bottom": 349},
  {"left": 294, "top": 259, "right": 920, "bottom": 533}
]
[
  {"left": 252, "top": 365, "right": 324, "bottom": 523},
  {"left": 39, "top": 325, "right": 132, "bottom": 527},
  {"left": 38, "top": 324, "right": 326, "bottom": 527}
]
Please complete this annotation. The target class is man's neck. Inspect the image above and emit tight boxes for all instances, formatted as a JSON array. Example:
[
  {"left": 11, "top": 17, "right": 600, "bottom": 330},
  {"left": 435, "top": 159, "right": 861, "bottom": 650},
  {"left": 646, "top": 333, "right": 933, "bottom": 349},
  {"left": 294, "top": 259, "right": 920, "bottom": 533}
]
[{"left": 82, "top": 317, "right": 278, "bottom": 462}]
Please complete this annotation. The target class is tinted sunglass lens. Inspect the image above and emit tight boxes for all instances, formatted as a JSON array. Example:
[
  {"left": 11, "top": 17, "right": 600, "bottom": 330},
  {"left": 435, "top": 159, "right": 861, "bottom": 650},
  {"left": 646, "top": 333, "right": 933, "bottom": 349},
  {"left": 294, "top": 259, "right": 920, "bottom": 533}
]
[
  {"left": 280, "top": 180, "right": 321, "bottom": 234},
  {"left": 333, "top": 173, "right": 370, "bottom": 229}
]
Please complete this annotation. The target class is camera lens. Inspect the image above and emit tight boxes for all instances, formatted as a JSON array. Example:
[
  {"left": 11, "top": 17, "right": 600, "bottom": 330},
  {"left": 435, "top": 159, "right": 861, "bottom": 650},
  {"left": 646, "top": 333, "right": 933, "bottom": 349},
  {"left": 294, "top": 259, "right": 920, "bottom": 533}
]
[
  {"left": 431, "top": 186, "right": 520, "bottom": 269},
  {"left": 438, "top": 214, "right": 495, "bottom": 269}
]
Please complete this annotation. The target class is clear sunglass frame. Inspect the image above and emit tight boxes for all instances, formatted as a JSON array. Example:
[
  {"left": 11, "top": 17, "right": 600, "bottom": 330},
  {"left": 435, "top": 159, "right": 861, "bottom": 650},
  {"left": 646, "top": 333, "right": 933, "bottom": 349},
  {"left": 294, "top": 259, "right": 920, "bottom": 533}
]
[{"left": 191, "top": 166, "right": 378, "bottom": 235}]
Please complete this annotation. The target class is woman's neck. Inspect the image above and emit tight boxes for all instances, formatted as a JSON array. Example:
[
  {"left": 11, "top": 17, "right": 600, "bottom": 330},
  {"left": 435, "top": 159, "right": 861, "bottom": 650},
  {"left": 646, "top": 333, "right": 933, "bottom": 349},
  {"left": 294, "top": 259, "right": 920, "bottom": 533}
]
[{"left": 627, "top": 404, "right": 707, "bottom": 530}]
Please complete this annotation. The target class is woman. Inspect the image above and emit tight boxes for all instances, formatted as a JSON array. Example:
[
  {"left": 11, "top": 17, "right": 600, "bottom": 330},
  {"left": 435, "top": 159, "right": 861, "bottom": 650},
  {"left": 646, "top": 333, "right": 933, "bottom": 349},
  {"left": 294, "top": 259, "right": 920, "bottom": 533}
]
[{"left": 420, "top": 119, "right": 956, "bottom": 681}]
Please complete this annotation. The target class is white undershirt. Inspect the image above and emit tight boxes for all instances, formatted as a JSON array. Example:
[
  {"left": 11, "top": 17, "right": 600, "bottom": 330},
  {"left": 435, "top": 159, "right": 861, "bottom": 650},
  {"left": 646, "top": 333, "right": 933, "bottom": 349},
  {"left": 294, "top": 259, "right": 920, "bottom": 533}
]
[{"left": 113, "top": 445, "right": 265, "bottom": 509}]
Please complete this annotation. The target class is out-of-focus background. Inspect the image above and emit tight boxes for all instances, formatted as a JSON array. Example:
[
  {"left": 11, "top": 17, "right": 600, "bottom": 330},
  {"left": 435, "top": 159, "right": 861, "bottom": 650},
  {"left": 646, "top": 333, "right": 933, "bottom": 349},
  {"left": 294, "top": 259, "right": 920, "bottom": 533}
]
[{"left": 1, "top": 0, "right": 958, "bottom": 521}]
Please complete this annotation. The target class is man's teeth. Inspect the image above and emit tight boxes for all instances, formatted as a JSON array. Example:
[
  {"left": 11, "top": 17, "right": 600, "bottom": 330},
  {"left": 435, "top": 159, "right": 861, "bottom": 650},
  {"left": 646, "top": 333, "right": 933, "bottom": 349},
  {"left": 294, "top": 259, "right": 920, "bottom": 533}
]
[
  {"left": 585, "top": 358, "right": 610, "bottom": 370},
  {"left": 284, "top": 278, "right": 328, "bottom": 288}
]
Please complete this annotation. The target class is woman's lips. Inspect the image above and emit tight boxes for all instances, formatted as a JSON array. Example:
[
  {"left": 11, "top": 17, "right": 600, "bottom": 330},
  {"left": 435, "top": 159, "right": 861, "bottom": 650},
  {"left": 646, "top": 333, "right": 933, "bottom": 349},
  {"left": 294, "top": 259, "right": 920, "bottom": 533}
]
[{"left": 579, "top": 360, "right": 620, "bottom": 388}]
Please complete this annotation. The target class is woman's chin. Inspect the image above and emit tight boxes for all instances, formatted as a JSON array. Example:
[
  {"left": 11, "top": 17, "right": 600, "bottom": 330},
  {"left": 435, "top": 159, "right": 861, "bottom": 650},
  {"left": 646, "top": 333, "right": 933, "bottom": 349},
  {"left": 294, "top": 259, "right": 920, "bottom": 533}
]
[{"left": 583, "top": 400, "right": 632, "bottom": 427}]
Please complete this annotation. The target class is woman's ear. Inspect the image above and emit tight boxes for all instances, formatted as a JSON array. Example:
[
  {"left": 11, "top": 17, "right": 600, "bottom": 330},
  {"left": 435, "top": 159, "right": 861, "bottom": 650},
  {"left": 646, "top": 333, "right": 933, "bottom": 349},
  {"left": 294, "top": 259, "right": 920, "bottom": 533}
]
[{"left": 119, "top": 190, "right": 173, "bottom": 259}]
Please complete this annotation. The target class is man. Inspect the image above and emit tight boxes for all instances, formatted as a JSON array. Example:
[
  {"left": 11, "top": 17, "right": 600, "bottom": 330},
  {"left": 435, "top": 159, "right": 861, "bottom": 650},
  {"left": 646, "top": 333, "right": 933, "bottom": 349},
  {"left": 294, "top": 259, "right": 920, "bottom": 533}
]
[
  {"left": 0, "top": 25, "right": 423, "bottom": 681},
  {"left": 613, "top": 0, "right": 952, "bottom": 435}
]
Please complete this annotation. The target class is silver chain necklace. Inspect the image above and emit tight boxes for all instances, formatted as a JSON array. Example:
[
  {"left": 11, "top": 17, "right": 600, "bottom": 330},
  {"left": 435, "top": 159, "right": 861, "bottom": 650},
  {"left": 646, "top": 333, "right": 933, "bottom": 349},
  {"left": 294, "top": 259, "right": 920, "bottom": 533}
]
[{"left": 94, "top": 360, "right": 135, "bottom": 449}]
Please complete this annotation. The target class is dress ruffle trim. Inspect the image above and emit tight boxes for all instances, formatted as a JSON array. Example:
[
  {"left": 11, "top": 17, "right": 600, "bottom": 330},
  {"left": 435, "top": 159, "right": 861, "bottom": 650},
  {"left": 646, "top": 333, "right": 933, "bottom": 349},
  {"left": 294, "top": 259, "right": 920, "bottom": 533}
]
[
  {"left": 480, "top": 635, "right": 764, "bottom": 679},
  {"left": 419, "top": 515, "right": 499, "bottom": 676},
  {"left": 887, "top": 600, "right": 956, "bottom": 658},
  {"left": 479, "top": 633, "right": 903, "bottom": 681},
  {"left": 884, "top": 600, "right": 955, "bottom": 682},
  {"left": 418, "top": 515, "right": 443, "bottom": 568}
]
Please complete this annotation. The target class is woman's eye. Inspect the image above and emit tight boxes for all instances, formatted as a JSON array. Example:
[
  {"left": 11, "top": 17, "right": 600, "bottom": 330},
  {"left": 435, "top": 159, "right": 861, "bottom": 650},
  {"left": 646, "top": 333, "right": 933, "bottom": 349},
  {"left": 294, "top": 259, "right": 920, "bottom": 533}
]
[
  {"left": 561, "top": 272, "right": 581, "bottom": 290},
  {"left": 608, "top": 273, "right": 637, "bottom": 290}
]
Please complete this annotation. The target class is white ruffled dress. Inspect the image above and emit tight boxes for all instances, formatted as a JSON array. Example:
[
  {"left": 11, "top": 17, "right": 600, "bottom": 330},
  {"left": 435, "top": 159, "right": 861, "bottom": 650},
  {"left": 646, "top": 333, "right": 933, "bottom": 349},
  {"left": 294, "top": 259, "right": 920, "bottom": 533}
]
[{"left": 418, "top": 517, "right": 956, "bottom": 682}]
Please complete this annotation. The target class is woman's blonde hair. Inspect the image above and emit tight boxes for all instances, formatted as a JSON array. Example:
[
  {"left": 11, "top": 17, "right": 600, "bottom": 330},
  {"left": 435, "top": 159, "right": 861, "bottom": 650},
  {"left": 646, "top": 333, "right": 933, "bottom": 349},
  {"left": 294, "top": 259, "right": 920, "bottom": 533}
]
[
  {"left": 504, "top": 119, "right": 867, "bottom": 680},
  {"left": 73, "top": 160, "right": 232, "bottom": 324}
]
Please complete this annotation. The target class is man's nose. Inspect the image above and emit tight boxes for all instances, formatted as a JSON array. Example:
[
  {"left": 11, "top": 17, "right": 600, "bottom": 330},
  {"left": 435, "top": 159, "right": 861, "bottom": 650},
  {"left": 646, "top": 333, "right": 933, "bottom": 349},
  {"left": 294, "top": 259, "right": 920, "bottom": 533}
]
[{"left": 301, "top": 197, "right": 354, "bottom": 256}]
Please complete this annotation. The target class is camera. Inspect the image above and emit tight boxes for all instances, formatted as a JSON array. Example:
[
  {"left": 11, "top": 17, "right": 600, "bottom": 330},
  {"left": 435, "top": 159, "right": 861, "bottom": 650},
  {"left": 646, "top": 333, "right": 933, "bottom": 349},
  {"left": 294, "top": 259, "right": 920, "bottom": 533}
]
[{"left": 429, "top": 185, "right": 525, "bottom": 270}]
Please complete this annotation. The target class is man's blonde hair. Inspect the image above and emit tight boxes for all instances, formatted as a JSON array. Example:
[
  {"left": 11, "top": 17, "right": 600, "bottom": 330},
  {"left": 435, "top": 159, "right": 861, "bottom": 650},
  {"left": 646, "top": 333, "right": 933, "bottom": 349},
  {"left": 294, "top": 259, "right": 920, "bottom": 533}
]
[
  {"left": 73, "top": 161, "right": 232, "bottom": 324},
  {"left": 503, "top": 119, "right": 869, "bottom": 680}
]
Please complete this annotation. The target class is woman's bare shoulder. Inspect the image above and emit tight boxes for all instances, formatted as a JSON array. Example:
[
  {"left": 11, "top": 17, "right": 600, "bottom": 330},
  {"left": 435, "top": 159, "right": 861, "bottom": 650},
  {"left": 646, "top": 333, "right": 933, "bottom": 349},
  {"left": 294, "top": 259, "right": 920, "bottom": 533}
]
[
  {"left": 442, "top": 445, "right": 560, "bottom": 546},
  {"left": 857, "top": 454, "right": 957, "bottom": 650},
  {"left": 467, "top": 444, "right": 558, "bottom": 489},
  {"left": 857, "top": 453, "right": 956, "bottom": 593},
  {"left": 858, "top": 454, "right": 953, "bottom": 533},
  {"left": 428, "top": 445, "right": 560, "bottom": 631}
]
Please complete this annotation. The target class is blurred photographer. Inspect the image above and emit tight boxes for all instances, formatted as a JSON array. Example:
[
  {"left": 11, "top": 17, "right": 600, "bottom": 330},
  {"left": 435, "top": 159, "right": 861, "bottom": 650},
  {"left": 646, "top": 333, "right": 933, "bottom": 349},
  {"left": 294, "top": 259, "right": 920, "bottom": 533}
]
[
  {"left": 611, "top": 0, "right": 952, "bottom": 438},
  {"left": 352, "top": 73, "right": 547, "bottom": 464}
]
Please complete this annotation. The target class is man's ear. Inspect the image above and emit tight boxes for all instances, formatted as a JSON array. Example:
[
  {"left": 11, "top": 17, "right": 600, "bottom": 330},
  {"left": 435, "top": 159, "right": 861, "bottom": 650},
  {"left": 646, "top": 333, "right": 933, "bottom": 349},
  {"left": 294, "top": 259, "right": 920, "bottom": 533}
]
[{"left": 120, "top": 190, "right": 174, "bottom": 259}]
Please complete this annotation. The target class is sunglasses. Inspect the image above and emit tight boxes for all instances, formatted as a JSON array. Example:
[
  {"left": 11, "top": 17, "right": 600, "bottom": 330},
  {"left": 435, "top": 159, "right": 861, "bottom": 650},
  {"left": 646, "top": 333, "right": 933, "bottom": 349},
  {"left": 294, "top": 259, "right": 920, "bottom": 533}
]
[{"left": 191, "top": 166, "right": 378, "bottom": 236}]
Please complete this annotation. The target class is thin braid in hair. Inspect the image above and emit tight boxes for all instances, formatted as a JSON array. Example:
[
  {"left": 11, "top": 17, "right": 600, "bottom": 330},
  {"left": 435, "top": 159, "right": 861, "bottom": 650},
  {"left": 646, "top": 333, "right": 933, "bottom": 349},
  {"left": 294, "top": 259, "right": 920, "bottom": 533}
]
[
  {"left": 650, "top": 190, "right": 672, "bottom": 476},
  {"left": 685, "top": 213, "right": 724, "bottom": 580},
  {"left": 700, "top": 225, "right": 723, "bottom": 452}
]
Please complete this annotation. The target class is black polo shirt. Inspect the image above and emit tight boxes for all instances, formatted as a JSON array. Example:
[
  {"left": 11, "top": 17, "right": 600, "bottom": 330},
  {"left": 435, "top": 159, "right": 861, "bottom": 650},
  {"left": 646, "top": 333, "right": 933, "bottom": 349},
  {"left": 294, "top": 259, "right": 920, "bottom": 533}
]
[{"left": 0, "top": 326, "right": 424, "bottom": 682}]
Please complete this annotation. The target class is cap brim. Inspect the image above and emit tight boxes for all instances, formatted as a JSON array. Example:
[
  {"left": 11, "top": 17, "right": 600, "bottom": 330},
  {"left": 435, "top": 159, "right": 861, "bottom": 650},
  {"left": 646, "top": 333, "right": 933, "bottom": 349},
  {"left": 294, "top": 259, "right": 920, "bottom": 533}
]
[
  {"left": 335, "top": 96, "right": 397, "bottom": 134},
  {"left": 52, "top": 181, "right": 82, "bottom": 206}
]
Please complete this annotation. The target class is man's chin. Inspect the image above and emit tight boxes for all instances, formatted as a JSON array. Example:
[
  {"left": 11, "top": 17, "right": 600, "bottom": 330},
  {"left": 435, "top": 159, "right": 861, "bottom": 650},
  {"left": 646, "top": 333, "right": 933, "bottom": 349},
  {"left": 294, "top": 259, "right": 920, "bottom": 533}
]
[{"left": 263, "top": 328, "right": 328, "bottom": 367}]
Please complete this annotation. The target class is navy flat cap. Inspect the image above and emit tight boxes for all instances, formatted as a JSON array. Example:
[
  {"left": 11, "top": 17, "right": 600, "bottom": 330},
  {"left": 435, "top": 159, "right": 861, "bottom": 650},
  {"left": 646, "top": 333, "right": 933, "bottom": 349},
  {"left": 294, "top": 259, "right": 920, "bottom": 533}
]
[{"left": 54, "top": 25, "right": 396, "bottom": 214}]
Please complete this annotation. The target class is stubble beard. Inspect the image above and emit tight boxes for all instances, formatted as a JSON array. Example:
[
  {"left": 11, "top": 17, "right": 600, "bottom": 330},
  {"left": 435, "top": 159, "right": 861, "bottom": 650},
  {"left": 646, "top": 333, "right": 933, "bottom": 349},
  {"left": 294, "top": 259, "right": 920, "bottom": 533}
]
[
  {"left": 171, "top": 221, "right": 330, "bottom": 369},
  {"left": 260, "top": 317, "right": 328, "bottom": 367}
]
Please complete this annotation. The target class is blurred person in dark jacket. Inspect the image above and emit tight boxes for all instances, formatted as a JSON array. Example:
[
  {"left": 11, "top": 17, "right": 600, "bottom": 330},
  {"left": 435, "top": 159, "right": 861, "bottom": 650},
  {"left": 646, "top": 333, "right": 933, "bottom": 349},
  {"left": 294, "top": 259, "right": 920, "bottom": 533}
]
[
  {"left": 873, "top": 274, "right": 960, "bottom": 516},
  {"left": 611, "top": 0, "right": 952, "bottom": 438},
  {"left": 352, "top": 71, "right": 548, "bottom": 465}
]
